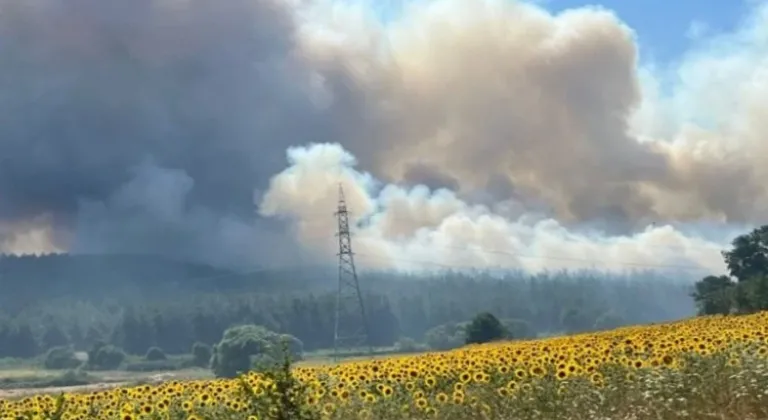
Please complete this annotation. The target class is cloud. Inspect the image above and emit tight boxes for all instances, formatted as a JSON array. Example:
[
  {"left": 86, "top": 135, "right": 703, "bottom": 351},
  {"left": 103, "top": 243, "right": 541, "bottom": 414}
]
[{"left": 0, "top": 0, "right": 766, "bottom": 274}]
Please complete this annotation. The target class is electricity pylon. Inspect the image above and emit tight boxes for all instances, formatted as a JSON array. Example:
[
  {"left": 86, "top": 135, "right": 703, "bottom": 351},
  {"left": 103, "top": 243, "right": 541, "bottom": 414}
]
[{"left": 333, "top": 184, "right": 371, "bottom": 361}]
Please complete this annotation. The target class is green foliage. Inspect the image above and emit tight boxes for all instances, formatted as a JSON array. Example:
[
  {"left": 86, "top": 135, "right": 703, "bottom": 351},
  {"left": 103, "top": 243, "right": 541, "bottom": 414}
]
[
  {"left": 144, "top": 346, "right": 167, "bottom": 361},
  {"left": 735, "top": 275, "right": 768, "bottom": 312},
  {"left": 191, "top": 341, "right": 212, "bottom": 368},
  {"left": 692, "top": 275, "right": 736, "bottom": 315},
  {"left": 465, "top": 312, "right": 507, "bottom": 345},
  {"left": 694, "top": 225, "right": 768, "bottom": 315},
  {"left": 43, "top": 346, "right": 82, "bottom": 370},
  {"left": 723, "top": 225, "right": 768, "bottom": 282},
  {"left": 239, "top": 340, "right": 319, "bottom": 420},
  {"left": 86, "top": 341, "right": 125, "bottom": 370},
  {"left": 0, "top": 253, "right": 700, "bottom": 362},
  {"left": 210, "top": 325, "right": 303, "bottom": 378}
]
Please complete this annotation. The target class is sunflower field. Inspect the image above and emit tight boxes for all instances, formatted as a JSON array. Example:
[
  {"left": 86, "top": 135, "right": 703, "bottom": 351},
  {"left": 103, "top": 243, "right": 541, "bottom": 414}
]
[{"left": 3, "top": 311, "right": 768, "bottom": 420}]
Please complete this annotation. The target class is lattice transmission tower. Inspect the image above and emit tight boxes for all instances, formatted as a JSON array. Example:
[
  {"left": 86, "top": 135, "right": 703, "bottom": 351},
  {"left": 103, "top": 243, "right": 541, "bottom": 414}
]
[{"left": 333, "top": 184, "right": 372, "bottom": 360}]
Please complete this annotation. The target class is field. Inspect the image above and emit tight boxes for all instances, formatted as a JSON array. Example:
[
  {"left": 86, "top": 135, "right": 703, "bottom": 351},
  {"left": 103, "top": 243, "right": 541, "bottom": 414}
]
[{"left": 2, "top": 312, "right": 768, "bottom": 420}]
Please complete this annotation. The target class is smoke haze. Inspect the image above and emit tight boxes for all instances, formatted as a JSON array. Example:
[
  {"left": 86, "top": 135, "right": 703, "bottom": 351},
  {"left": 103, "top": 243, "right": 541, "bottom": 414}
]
[{"left": 1, "top": 0, "right": 767, "bottom": 274}]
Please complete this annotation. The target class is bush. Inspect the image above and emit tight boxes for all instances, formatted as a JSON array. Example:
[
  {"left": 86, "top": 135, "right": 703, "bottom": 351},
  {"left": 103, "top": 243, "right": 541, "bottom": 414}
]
[
  {"left": 145, "top": 346, "right": 167, "bottom": 361},
  {"left": 240, "top": 341, "right": 318, "bottom": 420},
  {"left": 43, "top": 346, "right": 82, "bottom": 370},
  {"left": 87, "top": 343, "right": 125, "bottom": 370},
  {"left": 210, "top": 325, "right": 303, "bottom": 378},
  {"left": 192, "top": 342, "right": 212, "bottom": 368},
  {"left": 465, "top": 312, "right": 506, "bottom": 345}
]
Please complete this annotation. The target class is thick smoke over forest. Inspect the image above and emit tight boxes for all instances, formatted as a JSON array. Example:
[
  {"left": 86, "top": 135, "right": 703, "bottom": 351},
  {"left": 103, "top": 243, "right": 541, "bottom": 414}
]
[{"left": 1, "top": 0, "right": 767, "bottom": 273}]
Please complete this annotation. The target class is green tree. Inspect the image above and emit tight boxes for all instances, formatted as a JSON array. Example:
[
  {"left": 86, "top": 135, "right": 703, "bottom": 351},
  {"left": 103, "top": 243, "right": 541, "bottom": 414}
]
[
  {"left": 691, "top": 225, "right": 768, "bottom": 315},
  {"left": 723, "top": 225, "right": 768, "bottom": 282},
  {"left": 465, "top": 312, "right": 507, "bottom": 345},
  {"left": 43, "top": 346, "right": 82, "bottom": 370},
  {"left": 735, "top": 276, "right": 768, "bottom": 312},
  {"left": 86, "top": 341, "right": 125, "bottom": 370},
  {"left": 210, "top": 325, "right": 303, "bottom": 378},
  {"left": 692, "top": 275, "right": 736, "bottom": 315}
]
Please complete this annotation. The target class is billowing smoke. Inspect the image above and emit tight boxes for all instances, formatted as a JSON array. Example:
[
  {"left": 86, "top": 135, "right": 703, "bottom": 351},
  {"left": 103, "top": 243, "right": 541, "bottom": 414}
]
[
  {"left": 0, "top": 0, "right": 766, "bottom": 273},
  {"left": 258, "top": 142, "right": 728, "bottom": 274}
]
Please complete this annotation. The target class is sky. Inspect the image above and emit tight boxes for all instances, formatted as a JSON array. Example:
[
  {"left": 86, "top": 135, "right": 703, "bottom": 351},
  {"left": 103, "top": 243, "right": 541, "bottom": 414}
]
[
  {"left": 0, "top": 0, "right": 766, "bottom": 276},
  {"left": 375, "top": 0, "right": 751, "bottom": 62},
  {"left": 542, "top": 0, "right": 750, "bottom": 62}
]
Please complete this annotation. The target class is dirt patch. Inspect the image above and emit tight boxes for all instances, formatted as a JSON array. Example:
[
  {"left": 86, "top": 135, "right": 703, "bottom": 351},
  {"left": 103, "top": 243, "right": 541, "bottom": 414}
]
[
  {"left": 0, "top": 381, "right": 132, "bottom": 400},
  {"left": 0, "top": 370, "right": 211, "bottom": 400}
]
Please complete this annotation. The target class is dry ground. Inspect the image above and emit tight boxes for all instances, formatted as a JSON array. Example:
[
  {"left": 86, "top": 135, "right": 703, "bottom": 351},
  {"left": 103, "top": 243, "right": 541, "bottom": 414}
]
[{"left": 0, "top": 368, "right": 211, "bottom": 400}]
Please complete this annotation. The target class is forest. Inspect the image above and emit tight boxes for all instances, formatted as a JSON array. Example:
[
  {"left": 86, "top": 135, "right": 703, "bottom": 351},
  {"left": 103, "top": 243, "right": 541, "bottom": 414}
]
[{"left": 0, "top": 253, "right": 696, "bottom": 360}]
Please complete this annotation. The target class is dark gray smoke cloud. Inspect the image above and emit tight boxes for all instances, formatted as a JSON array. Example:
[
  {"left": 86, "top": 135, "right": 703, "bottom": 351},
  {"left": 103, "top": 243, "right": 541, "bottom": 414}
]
[{"left": 0, "top": 0, "right": 335, "bottom": 264}]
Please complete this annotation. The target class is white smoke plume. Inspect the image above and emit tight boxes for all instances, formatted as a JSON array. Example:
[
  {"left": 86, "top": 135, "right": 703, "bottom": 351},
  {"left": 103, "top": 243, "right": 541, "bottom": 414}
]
[{"left": 258, "top": 143, "right": 728, "bottom": 275}]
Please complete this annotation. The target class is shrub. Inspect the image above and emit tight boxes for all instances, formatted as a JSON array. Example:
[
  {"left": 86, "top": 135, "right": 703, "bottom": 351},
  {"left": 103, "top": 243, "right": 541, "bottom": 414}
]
[
  {"left": 144, "top": 346, "right": 167, "bottom": 361},
  {"left": 43, "top": 346, "right": 82, "bottom": 370},
  {"left": 210, "top": 325, "right": 303, "bottom": 378},
  {"left": 192, "top": 342, "right": 212, "bottom": 368},
  {"left": 465, "top": 312, "right": 506, "bottom": 345},
  {"left": 240, "top": 341, "right": 318, "bottom": 420},
  {"left": 87, "top": 343, "right": 125, "bottom": 370}
]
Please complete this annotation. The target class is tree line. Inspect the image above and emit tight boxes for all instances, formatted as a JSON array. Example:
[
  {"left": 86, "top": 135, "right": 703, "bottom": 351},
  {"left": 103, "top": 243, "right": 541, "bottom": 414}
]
[
  {"left": 0, "top": 260, "right": 696, "bottom": 359},
  {"left": 693, "top": 225, "right": 768, "bottom": 315}
]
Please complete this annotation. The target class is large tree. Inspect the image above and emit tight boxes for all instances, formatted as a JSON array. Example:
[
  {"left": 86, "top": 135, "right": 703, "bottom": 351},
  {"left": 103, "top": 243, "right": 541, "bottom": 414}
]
[
  {"left": 723, "top": 225, "right": 768, "bottom": 282},
  {"left": 694, "top": 225, "right": 768, "bottom": 315},
  {"left": 691, "top": 275, "right": 736, "bottom": 315},
  {"left": 465, "top": 312, "right": 507, "bottom": 345}
]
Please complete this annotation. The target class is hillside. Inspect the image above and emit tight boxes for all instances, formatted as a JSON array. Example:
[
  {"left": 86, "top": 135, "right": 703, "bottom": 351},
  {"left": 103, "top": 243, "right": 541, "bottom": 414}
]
[{"left": 0, "top": 254, "right": 243, "bottom": 311}]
